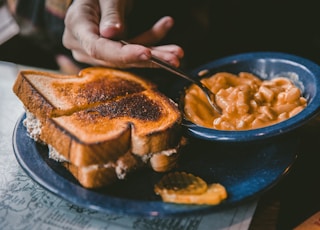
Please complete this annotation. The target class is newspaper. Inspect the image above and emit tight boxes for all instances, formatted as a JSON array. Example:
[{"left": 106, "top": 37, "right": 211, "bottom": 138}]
[{"left": 0, "top": 62, "right": 257, "bottom": 230}]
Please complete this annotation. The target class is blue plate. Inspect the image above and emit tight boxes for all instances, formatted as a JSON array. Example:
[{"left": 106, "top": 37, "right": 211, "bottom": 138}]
[{"left": 13, "top": 113, "right": 298, "bottom": 217}]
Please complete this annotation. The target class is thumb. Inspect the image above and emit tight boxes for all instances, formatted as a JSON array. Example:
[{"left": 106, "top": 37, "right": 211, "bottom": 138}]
[{"left": 99, "top": 0, "right": 130, "bottom": 39}]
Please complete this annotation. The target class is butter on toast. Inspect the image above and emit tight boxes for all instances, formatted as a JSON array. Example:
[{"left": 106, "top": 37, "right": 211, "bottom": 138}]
[{"left": 13, "top": 67, "right": 184, "bottom": 188}]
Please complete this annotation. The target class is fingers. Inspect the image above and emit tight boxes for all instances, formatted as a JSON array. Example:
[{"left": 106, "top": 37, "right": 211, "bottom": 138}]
[
  {"left": 62, "top": 0, "right": 100, "bottom": 53},
  {"left": 130, "top": 16, "right": 175, "bottom": 46},
  {"left": 118, "top": 42, "right": 184, "bottom": 68},
  {"left": 62, "top": 0, "right": 184, "bottom": 69},
  {"left": 151, "top": 45, "right": 185, "bottom": 59},
  {"left": 150, "top": 45, "right": 185, "bottom": 67},
  {"left": 65, "top": 38, "right": 152, "bottom": 68},
  {"left": 123, "top": 16, "right": 184, "bottom": 67},
  {"left": 69, "top": 40, "right": 183, "bottom": 69},
  {"left": 64, "top": 34, "right": 183, "bottom": 69},
  {"left": 99, "top": 0, "right": 130, "bottom": 38}
]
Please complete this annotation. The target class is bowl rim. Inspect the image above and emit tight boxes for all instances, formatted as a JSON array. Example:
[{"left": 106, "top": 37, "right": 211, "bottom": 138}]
[{"left": 182, "top": 52, "right": 320, "bottom": 142}]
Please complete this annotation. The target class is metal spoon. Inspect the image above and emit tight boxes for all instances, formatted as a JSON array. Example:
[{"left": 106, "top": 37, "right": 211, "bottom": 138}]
[{"left": 120, "top": 40, "right": 222, "bottom": 114}]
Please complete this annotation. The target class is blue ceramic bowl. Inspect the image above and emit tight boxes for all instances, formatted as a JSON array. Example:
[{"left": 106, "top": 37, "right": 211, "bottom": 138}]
[{"left": 180, "top": 52, "right": 320, "bottom": 142}]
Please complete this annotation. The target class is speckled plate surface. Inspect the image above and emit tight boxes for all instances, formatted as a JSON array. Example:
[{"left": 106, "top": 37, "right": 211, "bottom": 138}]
[{"left": 13, "top": 113, "right": 298, "bottom": 217}]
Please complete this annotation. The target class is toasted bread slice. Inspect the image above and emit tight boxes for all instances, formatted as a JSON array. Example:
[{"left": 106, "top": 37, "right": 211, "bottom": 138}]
[
  {"left": 14, "top": 67, "right": 183, "bottom": 188},
  {"left": 39, "top": 90, "right": 182, "bottom": 166},
  {"left": 65, "top": 162, "right": 118, "bottom": 189},
  {"left": 13, "top": 67, "right": 156, "bottom": 119},
  {"left": 61, "top": 143, "right": 184, "bottom": 188},
  {"left": 61, "top": 149, "right": 143, "bottom": 188}
]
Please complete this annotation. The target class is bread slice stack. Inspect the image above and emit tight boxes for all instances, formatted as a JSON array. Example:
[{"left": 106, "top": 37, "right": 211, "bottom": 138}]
[{"left": 13, "top": 67, "right": 184, "bottom": 188}]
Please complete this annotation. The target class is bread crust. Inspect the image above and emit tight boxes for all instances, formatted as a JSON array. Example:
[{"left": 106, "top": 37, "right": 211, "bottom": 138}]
[
  {"left": 13, "top": 67, "right": 157, "bottom": 117},
  {"left": 13, "top": 71, "right": 57, "bottom": 121},
  {"left": 41, "top": 117, "right": 131, "bottom": 166},
  {"left": 64, "top": 162, "right": 118, "bottom": 188}
]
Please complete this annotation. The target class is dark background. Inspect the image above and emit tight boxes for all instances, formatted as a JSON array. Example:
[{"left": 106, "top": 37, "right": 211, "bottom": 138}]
[{"left": 1, "top": 1, "right": 320, "bottom": 70}]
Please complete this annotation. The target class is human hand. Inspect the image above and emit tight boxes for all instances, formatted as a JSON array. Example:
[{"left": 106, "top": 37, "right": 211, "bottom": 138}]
[{"left": 62, "top": 0, "right": 184, "bottom": 69}]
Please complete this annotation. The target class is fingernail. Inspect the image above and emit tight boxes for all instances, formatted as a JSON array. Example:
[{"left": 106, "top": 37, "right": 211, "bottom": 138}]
[
  {"left": 163, "top": 17, "right": 174, "bottom": 29},
  {"left": 100, "top": 22, "right": 123, "bottom": 37}
]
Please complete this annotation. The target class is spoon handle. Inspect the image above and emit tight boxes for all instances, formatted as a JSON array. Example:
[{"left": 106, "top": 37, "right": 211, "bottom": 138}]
[
  {"left": 120, "top": 40, "right": 222, "bottom": 114},
  {"left": 149, "top": 55, "right": 222, "bottom": 114},
  {"left": 149, "top": 55, "right": 198, "bottom": 84}
]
